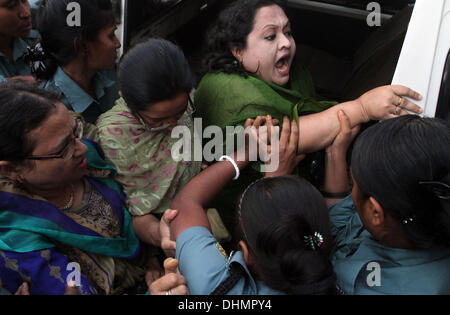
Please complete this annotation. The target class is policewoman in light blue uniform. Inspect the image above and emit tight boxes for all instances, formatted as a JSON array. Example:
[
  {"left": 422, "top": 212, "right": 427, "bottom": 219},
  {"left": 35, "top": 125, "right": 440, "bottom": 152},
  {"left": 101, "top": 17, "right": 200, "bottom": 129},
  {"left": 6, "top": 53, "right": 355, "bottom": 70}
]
[
  {"left": 175, "top": 226, "right": 281, "bottom": 295},
  {"left": 330, "top": 196, "right": 450, "bottom": 295},
  {"left": 33, "top": 0, "right": 120, "bottom": 123},
  {"left": 41, "top": 67, "right": 119, "bottom": 124},
  {"left": 0, "top": 0, "right": 40, "bottom": 83},
  {"left": 166, "top": 117, "right": 337, "bottom": 295},
  {"left": 329, "top": 115, "right": 450, "bottom": 295}
]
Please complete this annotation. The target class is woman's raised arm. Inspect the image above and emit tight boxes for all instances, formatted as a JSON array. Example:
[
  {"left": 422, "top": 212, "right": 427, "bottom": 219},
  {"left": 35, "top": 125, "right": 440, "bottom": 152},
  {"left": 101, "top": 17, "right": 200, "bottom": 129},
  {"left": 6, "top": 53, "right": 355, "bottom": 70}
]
[{"left": 298, "top": 85, "right": 422, "bottom": 153}]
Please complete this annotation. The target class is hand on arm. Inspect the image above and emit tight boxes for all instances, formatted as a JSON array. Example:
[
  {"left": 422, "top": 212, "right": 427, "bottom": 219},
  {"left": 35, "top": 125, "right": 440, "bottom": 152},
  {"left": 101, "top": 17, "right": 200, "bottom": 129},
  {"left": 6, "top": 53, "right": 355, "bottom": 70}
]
[
  {"left": 265, "top": 115, "right": 305, "bottom": 178},
  {"left": 148, "top": 258, "right": 189, "bottom": 295},
  {"left": 323, "top": 110, "right": 360, "bottom": 207},
  {"left": 169, "top": 117, "right": 270, "bottom": 240},
  {"left": 160, "top": 209, "right": 178, "bottom": 257}
]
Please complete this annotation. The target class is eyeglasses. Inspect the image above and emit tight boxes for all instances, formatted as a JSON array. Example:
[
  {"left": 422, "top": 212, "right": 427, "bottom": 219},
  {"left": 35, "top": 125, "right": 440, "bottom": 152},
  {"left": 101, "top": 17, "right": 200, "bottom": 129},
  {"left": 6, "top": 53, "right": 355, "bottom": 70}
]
[
  {"left": 25, "top": 116, "right": 84, "bottom": 161},
  {"left": 135, "top": 96, "right": 196, "bottom": 132}
]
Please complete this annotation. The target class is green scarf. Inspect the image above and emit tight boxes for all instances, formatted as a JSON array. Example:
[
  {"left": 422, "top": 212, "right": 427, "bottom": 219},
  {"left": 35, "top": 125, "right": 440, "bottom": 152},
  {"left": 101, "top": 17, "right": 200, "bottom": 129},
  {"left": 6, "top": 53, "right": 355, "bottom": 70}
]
[
  {"left": 195, "top": 63, "right": 336, "bottom": 129},
  {"left": 194, "top": 64, "right": 336, "bottom": 237}
]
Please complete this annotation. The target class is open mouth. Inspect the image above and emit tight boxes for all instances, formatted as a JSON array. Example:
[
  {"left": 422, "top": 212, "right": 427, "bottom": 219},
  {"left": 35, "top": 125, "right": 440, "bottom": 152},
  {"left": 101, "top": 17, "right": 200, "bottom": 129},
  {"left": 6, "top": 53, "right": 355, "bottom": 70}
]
[{"left": 275, "top": 56, "right": 290, "bottom": 75}]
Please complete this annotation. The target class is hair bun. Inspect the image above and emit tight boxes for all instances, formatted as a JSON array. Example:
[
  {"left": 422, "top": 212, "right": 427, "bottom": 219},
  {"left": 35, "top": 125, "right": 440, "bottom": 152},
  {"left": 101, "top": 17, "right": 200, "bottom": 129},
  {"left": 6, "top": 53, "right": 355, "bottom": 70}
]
[{"left": 280, "top": 249, "right": 336, "bottom": 295}]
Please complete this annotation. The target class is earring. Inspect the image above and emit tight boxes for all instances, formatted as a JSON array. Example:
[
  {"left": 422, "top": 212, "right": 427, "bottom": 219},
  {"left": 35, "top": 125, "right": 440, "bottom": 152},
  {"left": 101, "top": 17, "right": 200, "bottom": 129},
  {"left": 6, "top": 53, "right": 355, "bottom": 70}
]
[{"left": 232, "top": 58, "right": 244, "bottom": 67}]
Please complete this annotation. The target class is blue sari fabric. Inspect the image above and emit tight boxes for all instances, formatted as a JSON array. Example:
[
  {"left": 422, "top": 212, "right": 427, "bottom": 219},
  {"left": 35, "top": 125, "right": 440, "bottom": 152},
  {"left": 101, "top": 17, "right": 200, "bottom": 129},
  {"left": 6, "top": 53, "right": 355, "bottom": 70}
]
[
  {"left": 0, "top": 247, "right": 96, "bottom": 294},
  {"left": 0, "top": 140, "right": 140, "bottom": 294}
]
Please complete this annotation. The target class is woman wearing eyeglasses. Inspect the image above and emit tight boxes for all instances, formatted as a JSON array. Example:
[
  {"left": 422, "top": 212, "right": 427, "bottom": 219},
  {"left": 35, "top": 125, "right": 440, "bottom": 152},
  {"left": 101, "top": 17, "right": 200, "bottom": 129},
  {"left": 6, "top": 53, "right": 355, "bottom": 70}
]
[
  {"left": 96, "top": 39, "right": 207, "bottom": 277},
  {"left": 0, "top": 81, "right": 188, "bottom": 295}
]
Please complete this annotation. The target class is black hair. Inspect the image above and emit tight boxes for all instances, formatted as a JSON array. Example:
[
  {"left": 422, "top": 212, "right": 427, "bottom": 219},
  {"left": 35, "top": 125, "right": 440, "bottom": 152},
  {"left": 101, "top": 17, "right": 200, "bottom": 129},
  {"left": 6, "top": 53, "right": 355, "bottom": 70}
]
[
  {"left": 237, "top": 176, "right": 337, "bottom": 295},
  {"left": 351, "top": 115, "right": 450, "bottom": 249},
  {"left": 0, "top": 81, "right": 60, "bottom": 165},
  {"left": 202, "top": 0, "right": 288, "bottom": 77},
  {"left": 118, "top": 38, "right": 195, "bottom": 113},
  {"left": 33, "top": 0, "right": 114, "bottom": 80}
]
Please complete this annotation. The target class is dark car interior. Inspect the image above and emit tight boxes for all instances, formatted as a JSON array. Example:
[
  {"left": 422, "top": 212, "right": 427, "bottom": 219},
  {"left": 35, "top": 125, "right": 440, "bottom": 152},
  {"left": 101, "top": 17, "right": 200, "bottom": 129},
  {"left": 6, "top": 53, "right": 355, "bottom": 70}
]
[
  {"left": 124, "top": 0, "right": 415, "bottom": 103},
  {"left": 288, "top": 2, "right": 414, "bottom": 102}
]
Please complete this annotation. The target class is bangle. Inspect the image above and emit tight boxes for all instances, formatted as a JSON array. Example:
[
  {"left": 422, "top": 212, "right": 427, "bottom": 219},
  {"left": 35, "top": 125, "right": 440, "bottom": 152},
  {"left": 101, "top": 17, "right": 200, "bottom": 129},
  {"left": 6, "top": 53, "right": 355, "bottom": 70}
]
[
  {"left": 219, "top": 155, "right": 240, "bottom": 180},
  {"left": 320, "top": 190, "right": 350, "bottom": 199}
]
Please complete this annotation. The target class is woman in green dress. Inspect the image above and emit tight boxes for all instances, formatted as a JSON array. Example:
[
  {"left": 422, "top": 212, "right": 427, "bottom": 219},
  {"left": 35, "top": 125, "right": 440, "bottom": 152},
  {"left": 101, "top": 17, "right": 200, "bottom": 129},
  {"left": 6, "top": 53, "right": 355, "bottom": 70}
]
[{"left": 194, "top": 0, "right": 423, "bottom": 234}]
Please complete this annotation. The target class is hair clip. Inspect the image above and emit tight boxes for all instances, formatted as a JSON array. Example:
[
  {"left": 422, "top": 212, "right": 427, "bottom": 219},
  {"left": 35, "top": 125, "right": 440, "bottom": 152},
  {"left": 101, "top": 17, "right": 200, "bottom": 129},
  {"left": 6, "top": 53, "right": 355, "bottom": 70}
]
[
  {"left": 304, "top": 232, "right": 324, "bottom": 251},
  {"left": 419, "top": 181, "right": 450, "bottom": 200}
]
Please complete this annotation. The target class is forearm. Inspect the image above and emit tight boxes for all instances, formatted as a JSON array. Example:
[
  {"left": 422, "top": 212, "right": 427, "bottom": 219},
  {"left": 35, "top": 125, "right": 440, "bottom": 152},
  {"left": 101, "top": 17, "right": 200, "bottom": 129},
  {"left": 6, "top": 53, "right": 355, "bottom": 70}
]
[
  {"left": 132, "top": 214, "right": 162, "bottom": 247},
  {"left": 172, "top": 150, "right": 249, "bottom": 209},
  {"left": 298, "top": 100, "right": 366, "bottom": 153},
  {"left": 324, "top": 148, "right": 350, "bottom": 207},
  {"left": 170, "top": 150, "right": 249, "bottom": 239}
]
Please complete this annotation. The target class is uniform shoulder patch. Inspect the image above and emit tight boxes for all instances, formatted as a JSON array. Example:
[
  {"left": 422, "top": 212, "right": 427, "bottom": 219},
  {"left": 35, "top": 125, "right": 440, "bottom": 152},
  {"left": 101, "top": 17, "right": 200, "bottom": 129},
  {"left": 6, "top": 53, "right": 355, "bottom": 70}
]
[{"left": 215, "top": 242, "right": 228, "bottom": 260}]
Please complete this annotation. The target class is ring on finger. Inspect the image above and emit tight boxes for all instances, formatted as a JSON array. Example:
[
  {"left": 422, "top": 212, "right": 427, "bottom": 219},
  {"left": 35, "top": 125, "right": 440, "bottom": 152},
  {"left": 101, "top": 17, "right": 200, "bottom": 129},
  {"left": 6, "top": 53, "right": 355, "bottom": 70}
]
[
  {"left": 166, "top": 289, "right": 173, "bottom": 295},
  {"left": 397, "top": 96, "right": 405, "bottom": 107}
]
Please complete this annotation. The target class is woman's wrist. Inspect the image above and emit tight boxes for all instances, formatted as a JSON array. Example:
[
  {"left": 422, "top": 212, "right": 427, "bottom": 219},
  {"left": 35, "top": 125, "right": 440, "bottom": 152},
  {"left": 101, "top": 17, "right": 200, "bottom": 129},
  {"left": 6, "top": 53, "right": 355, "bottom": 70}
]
[
  {"left": 356, "top": 98, "right": 370, "bottom": 123},
  {"left": 338, "top": 99, "right": 370, "bottom": 126},
  {"left": 219, "top": 155, "right": 241, "bottom": 180},
  {"left": 325, "top": 147, "right": 347, "bottom": 162}
]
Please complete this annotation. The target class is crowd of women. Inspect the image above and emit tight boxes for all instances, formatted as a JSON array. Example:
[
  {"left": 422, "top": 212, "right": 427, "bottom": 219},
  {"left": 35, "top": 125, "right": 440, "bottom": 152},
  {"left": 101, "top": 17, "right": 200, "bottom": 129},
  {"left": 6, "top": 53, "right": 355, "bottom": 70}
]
[{"left": 0, "top": 0, "right": 449, "bottom": 295}]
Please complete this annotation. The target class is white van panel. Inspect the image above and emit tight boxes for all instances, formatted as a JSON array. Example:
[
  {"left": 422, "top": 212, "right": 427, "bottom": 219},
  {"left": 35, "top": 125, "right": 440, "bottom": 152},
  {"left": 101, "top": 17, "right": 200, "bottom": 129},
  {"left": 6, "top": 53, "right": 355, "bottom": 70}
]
[
  {"left": 392, "top": 0, "right": 447, "bottom": 117},
  {"left": 425, "top": 1, "right": 450, "bottom": 117}
]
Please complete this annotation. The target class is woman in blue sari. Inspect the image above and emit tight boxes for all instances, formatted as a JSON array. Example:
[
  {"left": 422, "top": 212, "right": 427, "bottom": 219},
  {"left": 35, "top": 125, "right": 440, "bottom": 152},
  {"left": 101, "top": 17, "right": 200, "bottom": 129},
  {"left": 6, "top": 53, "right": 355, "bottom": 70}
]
[{"left": 0, "top": 81, "right": 187, "bottom": 295}]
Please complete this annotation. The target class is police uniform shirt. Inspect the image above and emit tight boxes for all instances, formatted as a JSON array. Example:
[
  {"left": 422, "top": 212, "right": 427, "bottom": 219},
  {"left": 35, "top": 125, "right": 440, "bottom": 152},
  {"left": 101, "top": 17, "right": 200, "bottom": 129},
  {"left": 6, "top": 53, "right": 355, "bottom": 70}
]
[
  {"left": 42, "top": 66, "right": 119, "bottom": 123},
  {"left": 176, "top": 226, "right": 283, "bottom": 295},
  {"left": 0, "top": 30, "right": 39, "bottom": 82},
  {"left": 330, "top": 195, "right": 450, "bottom": 295}
]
